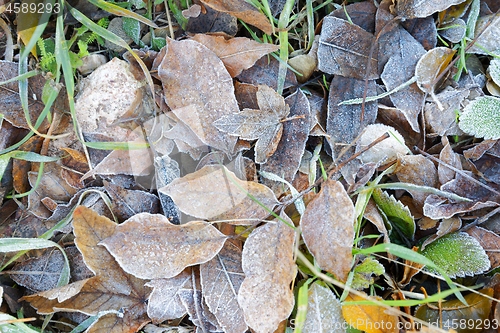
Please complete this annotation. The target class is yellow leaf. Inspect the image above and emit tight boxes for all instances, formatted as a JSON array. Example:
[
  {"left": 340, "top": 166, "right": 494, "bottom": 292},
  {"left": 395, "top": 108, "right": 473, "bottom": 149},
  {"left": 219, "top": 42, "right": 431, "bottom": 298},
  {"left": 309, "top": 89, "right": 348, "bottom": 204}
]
[
  {"left": 342, "top": 293, "right": 399, "bottom": 333},
  {"left": 17, "top": 0, "right": 46, "bottom": 57}
]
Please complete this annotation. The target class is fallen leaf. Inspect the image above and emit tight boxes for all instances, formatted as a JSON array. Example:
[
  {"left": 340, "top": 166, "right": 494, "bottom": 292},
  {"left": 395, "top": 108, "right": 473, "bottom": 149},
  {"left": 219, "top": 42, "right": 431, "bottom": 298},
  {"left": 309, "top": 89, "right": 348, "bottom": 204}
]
[
  {"left": 421, "top": 217, "right": 461, "bottom": 250},
  {"left": 351, "top": 257, "right": 385, "bottom": 290},
  {"left": 342, "top": 293, "right": 398, "bottom": 333},
  {"left": 100, "top": 213, "right": 227, "bottom": 279},
  {"left": 356, "top": 124, "right": 408, "bottom": 165},
  {"left": 401, "top": 16, "right": 437, "bottom": 50},
  {"left": 200, "top": 0, "right": 273, "bottom": 34},
  {"left": 330, "top": 1, "right": 377, "bottom": 33},
  {"left": 260, "top": 89, "right": 311, "bottom": 194},
  {"left": 459, "top": 96, "right": 500, "bottom": 140},
  {"left": 237, "top": 56, "right": 297, "bottom": 91},
  {"left": 395, "top": 154, "right": 439, "bottom": 207},
  {"left": 424, "top": 87, "right": 468, "bottom": 136},
  {"left": 186, "top": 5, "right": 238, "bottom": 36},
  {"left": 420, "top": 232, "right": 490, "bottom": 278},
  {"left": 301, "top": 179, "right": 355, "bottom": 282},
  {"left": 415, "top": 47, "right": 456, "bottom": 105},
  {"left": 0, "top": 61, "right": 48, "bottom": 131},
  {"left": 191, "top": 34, "right": 279, "bottom": 77},
  {"left": 104, "top": 181, "right": 160, "bottom": 221},
  {"left": 327, "top": 76, "right": 377, "bottom": 183},
  {"left": 318, "top": 17, "right": 378, "bottom": 80},
  {"left": 301, "top": 283, "right": 345, "bottom": 332},
  {"left": 146, "top": 269, "right": 192, "bottom": 323},
  {"left": 160, "top": 165, "right": 278, "bottom": 221},
  {"left": 23, "top": 206, "right": 151, "bottom": 332},
  {"left": 238, "top": 213, "right": 296, "bottom": 333},
  {"left": 158, "top": 38, "right": 239, "bottom": 154},
  {"left": 465, "top": 226, "right": 500, "bottom": 270},
  {"left": 438, "top": 136, "right": 462, "bottom": 185},
  {"left": 214, "top": 85, "right": 290, "bottom": 164},
  {"left": 10, "top": 248, "right": 65, "bottom": 293},
  {"left": 377, "top": 6, "right": 426, "bottom": 132},
  {"left": 415, "top": 288, "right": 493, "bottom": 333},
  {"left": 467, "top": 14, "right": 500, "bottom": 55},
  {"left": 393, "top": 0, "right": 468, "bottom": 19},
  {"left": 201, "top": 241, "right": 247, "bottom": 333}
]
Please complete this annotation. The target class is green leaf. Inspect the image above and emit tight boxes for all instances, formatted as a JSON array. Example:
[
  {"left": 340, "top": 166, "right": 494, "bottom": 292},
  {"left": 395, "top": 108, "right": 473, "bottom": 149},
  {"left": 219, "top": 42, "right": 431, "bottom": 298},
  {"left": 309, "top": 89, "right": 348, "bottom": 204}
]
[
  {"left": 122, "top": 17, "right": 143, "bottom": 46},
  {"left": 459, "top": 96, "right": 500, "bottom": 139},
  {"left": 420, "top": 232, "right": 490, "bottom": 278},
  {"left": 351, "top": 257, "right": 385, "bottom": 290},
  {"left": 0, "top": 313, "right": 41, "bottom": 332},
  {"left": 372, "top": 188, "right": 415, "bottom": 240}
]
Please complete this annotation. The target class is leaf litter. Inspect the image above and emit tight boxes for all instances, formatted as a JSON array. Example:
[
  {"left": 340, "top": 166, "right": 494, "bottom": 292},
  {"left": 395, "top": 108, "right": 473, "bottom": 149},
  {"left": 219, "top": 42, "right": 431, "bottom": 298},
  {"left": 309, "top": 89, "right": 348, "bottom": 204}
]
[{"left": 2, "top": 0, "right": 500, "bottom": 332}]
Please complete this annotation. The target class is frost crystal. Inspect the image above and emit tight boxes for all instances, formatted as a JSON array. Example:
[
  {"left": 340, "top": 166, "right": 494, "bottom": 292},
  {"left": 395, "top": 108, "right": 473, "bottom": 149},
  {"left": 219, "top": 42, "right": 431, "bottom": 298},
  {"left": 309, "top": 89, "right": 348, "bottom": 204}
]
[{"left": 459, "top": 96, "right": 500, "bottom": 140}]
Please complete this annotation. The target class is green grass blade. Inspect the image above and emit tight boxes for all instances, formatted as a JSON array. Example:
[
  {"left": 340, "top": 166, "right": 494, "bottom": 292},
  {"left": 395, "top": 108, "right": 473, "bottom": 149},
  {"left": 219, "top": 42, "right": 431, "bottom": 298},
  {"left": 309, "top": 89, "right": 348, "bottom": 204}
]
[{"left": 86, "top": 0, "right": 158, "bottom": 28}]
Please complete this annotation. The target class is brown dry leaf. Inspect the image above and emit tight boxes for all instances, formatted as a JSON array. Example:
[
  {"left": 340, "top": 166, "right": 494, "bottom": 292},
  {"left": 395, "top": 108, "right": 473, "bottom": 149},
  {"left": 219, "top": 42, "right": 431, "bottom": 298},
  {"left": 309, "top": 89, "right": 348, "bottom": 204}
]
[
  {"left": 104, "top": 182, "right": 160, "bottom": 221},
  {"left": 101, "top": 213, "right": 227, "bottom": 279},
  {"left": 301, "top": 179, "right": 355, "bottom": 282},
  {"left": 200, "top": 241, "right": 247, "bottom": 333},
  {"left": 0, "top": 61, "right": 49, "bottom": 131},
  {"left": 23, "top": 206, "right": 151, "bottom": 333},
  {"left": 421, "top": 217, "right": 461, "bottom": 250},
  {"left": 237, "top": 56, "right": 298, "bottom": 91},
  {"left": 327, "top": 76, "right": 377, "bottom": 182},
  {"left": 12, "top": 136, "right": 43, "bottom": 194},
  {"left": 392, "top": 0, "right": 468, "bottom": 19},
  {"left": 398, "top": 247, "right": 425, "bottom": 286},
  {"left": 160, "top": 165, "right": 278, "bottom": 221},
  {"left": 438, "top": 136, "right": 462, "bottom": 185},
  {"left": 342, "top": 293, "right": 398, "bottom": 333},
  {"left": 377, "top": 5, "right": 426, "bottom": 132},
  {"left": 424, "top": 87, "right": 468, "bottom": 136},
  {"left": 465, "top": 226, "right": 500, "bottom": 270},
  {"left": 467, "top": 14, "right": 500, "bottom": 55},
  {"left": 146, "top": 269, "right": 192, "bottom": 323},
  {"left": 213, "top": 85, "right": 290, "bottom": 164},
  {"left": 415, "top": 47, "right": 456, "bottom": 108},
  {"left": 395, "top": 154, "right": 439, "bottom": 207},
  {"left": 186, "top": 5, "right": 238, "bottom": 36},
  {"left": 261, "top": 89, "right": 311, "bottom": 195},
  {"left": 318, "top": 17, "right": 378, "bottom": 80},
  {"left": 158, "top": 38, "right": 239, "bottom": 154},
  {"left": 423, "top": 172, "right": 500, "bottom": 219},
  {"left": 200, "top": 0, "right": 273, "bottom": 34},
  {"left": 27, "top": 162, "right": 78, "bottom": 219},
  {"left": 238, "top": 213, "right": 296, "bottom": 333},
  {"left": 179, "top": 270, "right": 221, "bottom": 332},
  {"left": 330, "top": 1, "right": 377, "bottom": 33},
  {"left": 10, "top": 248, "right": 65, "bottom": 293},
  {"left": 191, "top": 34, "right": 279, "bottom": 77}
]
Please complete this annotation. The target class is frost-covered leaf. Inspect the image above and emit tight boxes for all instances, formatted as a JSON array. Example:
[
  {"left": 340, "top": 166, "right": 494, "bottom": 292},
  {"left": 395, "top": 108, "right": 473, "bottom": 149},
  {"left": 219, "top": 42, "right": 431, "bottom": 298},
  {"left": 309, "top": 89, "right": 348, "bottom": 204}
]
[
  {"left": 191, "top": 34, "right": 279, "bottom": 77},
  {"left": 351, "top": 258, "right": 385, "bottom": 291},
  {"left": 420, "top": 232, "right": 490, "bottom": 278},
  {"left": 489, "top": 57, "right": 500, "bottom": 87},
  {"left": 201, "top": 241, "right": 247, "bottom": 333},
  {"left": 415, "top": 288, "right": 493, "bottom": 332},
  {"left": 415, "top": 47, "right": 456, "bottom": 96},
  {"left": 238, "top": 213, "right": 296, "bottom": 333},
  {"left": 465, "top": 226, "right": 500, "bottom": 270},
  {"left": 467, "top": 14, "right": 500, "bottom": 55},
  {"left": 318, "top": 16, "right": 378, "bottom": 80},
  {"left": 356, "top": 124, "right": 408, "bottom": 165},
  {"left": 372, "top": 188, "right": 415, "bottom": 240},
  {"left": 302, "top": 283, "right": 345, "bottom": 333},
  {"left": 393, "top": 0, "right": 468, "bottom": 19},
  {"left": 459, "top": 96, "right": 500, "bottom": 140},
  {"left": 157, "top": 38, "right": 239, "bottom": 154},
  {"left": 214, "top": 85, "right": 289, "bottom": 164},
  {"left": 160, "top": 165, "right": 278, "bottom": 221},
  {"left": 146, "top": 269, "right": 192, "bottom": 323},
  {"left": 301, "top": 179, "right": 355, "bottom": 282},
  {"left": 100, "top": 213, "right": 227, "bottom": 279}
]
